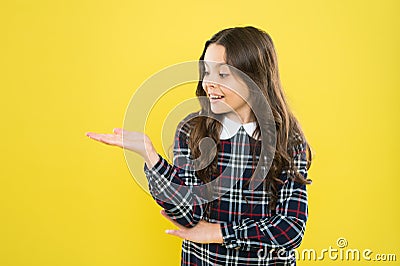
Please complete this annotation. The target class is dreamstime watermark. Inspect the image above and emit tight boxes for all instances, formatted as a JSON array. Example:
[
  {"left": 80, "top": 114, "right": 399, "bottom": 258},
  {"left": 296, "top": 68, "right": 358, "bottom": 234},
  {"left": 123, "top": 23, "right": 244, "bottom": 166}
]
[{"left": 257, "top": 237, "right": 397, "bottom": 262}]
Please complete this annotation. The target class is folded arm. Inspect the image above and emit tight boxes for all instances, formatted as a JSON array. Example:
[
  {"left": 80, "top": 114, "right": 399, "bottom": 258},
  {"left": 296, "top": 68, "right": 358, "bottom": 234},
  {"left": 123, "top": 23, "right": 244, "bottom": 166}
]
[
  {"left": 143, "top": 117, "right": 207, "bottom": 228},
  {"left": 219, "top": 142, "right": 309, "bottom": 251}
]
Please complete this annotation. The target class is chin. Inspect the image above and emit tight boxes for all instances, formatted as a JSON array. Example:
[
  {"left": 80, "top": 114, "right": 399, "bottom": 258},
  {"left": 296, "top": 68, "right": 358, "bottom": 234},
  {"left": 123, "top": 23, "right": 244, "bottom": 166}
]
[
  {"left": 210, "top": 102, "right": 232, "bottom": 114},
  {"left": 210, "top": 107, "right": 228, "bottom": 114}
]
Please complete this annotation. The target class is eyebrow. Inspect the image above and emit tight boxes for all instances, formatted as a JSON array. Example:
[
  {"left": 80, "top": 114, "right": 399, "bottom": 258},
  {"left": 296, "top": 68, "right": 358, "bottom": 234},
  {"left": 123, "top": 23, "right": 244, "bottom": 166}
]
[{"left": 203, "top": 61, "right": 228, "bottom": 68}]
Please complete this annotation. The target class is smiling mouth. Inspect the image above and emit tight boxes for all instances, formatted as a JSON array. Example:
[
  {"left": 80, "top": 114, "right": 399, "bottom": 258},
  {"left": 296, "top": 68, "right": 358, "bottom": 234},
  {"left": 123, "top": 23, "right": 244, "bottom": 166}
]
[{"left": 208, "top": 94, "right": 225, "bottom": 100}]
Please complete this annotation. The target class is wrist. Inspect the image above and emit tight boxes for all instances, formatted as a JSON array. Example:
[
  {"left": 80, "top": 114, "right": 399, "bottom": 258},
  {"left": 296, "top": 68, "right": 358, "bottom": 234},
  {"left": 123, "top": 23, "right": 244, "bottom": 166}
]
[
  {"left": 211, "top": 223, "right": 224, "bottom": 244},
  {"left": 143, "top": 142, "right": 159, "bottom": 169}
]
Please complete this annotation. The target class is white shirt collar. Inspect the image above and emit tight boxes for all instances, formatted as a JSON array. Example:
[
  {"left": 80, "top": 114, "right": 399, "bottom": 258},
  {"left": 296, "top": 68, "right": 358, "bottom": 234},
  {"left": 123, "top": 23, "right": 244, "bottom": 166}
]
[{"left": 220, "top": 115, "right": 258, "bottom": 140}]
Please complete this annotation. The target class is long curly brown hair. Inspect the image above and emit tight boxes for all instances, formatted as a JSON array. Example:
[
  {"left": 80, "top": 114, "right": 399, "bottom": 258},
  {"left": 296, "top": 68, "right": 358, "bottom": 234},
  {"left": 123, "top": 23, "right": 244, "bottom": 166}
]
[{"left": 185, "top": 26, "right": 312, "bottom": 216}]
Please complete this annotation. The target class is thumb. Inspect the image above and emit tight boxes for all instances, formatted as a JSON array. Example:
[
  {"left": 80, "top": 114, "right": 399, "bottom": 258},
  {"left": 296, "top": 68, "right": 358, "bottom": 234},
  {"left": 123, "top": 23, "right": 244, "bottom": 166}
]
[
  {"left": 165, "top": 229, "right": 186, "bottom": 239},
  {"left": 113, "top": 128, "right": 124, "bottom": 135}
]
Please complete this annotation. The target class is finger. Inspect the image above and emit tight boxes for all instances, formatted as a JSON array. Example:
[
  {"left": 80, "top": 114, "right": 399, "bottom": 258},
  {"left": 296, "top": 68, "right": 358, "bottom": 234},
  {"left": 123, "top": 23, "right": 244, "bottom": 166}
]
[
  {"left": 113, "top": 128, "right": 125, "bottom": 135},
  {"left": 87, "top": 133, "right": 123, "bottom": 147},
  {"left": 113, "top": 128, "right": 133, "bottom": 136},
  {"left": 86, "top": 133, "right": 104, "bottom": 142},
  {"left": 160, "top": 210, "right": 185, "bottom": 229},
  {"left": 102, "top": 134, "right": 123, "bottom": 146},
  {"left": 86, "top": 132, "right": 98, "bottom": 138},
  {"left": 86, "top": 132, "right": 104, "bottom": 141},
  {"left": 165, "top": 229, "right": 186, "bottom": 239}
]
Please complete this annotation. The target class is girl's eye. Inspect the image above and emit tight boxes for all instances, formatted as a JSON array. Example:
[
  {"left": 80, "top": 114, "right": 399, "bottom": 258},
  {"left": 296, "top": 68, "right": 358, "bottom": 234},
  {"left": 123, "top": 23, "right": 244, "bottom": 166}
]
[
  {"left": 219, "top": 73, "right": 229, "bottom": 78},
  {"left": 204, "top": 71, "right": 210, "bottom": 76}
]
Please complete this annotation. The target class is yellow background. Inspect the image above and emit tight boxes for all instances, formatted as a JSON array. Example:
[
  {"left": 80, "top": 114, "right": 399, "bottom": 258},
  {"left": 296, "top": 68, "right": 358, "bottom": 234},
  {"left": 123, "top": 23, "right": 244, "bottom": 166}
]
[{"left": 1, "top": 0, "right": 399, "bottom": 265}]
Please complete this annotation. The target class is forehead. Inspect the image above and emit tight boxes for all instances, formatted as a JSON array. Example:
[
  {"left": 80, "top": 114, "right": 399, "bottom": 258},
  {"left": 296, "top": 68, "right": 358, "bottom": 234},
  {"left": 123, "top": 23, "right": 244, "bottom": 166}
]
[{"left": 204, "top": 43, "right": 226, "bottom": 64}]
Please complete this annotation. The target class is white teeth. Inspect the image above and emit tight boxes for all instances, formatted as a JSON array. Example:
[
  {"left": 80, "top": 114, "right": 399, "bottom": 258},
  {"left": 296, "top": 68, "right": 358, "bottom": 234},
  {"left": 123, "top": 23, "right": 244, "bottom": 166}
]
[{"left": 209, "top": 94, "right": 224, "bottom": 99}]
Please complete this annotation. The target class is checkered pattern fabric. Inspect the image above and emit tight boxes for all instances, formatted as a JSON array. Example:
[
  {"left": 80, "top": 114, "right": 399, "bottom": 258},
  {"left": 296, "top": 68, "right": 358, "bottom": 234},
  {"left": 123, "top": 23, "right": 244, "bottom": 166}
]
[{"left": 144, "top": 113, "right": 309, "bottom": 265}]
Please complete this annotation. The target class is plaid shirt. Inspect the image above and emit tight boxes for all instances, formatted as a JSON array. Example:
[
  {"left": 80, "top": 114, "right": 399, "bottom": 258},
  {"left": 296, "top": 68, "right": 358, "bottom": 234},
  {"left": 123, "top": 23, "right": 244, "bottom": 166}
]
[{"left": 144, "top": 112, "right": 309, "bottom": 266}]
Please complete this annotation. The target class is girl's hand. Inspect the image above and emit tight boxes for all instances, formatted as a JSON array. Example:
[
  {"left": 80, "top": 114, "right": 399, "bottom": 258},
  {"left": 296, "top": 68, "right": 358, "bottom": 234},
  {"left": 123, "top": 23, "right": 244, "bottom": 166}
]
[
  {"left": 85, "top": 128, "right": 159, "bottom": 168},
  {"left": 160, "top": 209, "right": 224, "bottom": 244}
]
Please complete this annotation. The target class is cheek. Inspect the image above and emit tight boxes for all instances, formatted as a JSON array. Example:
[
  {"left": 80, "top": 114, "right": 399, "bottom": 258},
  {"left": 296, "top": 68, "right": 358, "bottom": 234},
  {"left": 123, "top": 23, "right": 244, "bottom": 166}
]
[
  {"left": 222, "top": 92, "right": 245, "bottom": 110},
  {"left": 222, "top": 85, "right": 249, "bottom": 103},
  {"left": 202, "top": 82, "right": 209, "bottom": 94},
  {"left": 222, "top": 79, "right": 248, "bottom": 95}
]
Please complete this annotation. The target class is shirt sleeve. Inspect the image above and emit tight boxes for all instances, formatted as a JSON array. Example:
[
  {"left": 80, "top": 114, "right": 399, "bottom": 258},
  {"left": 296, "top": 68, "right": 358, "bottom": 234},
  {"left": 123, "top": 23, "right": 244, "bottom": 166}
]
[
  {"left": 143, "top": 115, "right": 206, "bottom": 228},
  {"left": 219, "top": 141, "right": 309, "bottom": 251}
]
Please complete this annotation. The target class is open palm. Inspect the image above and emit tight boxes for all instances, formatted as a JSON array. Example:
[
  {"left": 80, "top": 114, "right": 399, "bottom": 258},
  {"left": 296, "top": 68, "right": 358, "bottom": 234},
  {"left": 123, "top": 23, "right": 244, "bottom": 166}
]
[{"left": 86, "top": 128, "right": 159, "bottom": 167}]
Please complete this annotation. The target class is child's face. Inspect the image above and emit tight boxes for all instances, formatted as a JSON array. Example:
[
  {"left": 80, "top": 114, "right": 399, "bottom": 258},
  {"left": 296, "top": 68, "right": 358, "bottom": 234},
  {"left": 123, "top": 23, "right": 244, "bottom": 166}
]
[{"left": 202, "top": 43, "right": 252, "bottom": 122}]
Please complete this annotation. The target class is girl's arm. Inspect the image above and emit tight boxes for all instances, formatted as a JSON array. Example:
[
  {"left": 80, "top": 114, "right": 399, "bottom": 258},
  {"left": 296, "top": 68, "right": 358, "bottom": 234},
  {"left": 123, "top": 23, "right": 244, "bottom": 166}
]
[
  {"left": 143, "top": 114, "right": 207, "bottom": 228},
  {"left": 219, "top": 142, "right": 309, "bottom": 251},
  {"left": 86, "top": 114, "right": 206, "bottom": 228}
]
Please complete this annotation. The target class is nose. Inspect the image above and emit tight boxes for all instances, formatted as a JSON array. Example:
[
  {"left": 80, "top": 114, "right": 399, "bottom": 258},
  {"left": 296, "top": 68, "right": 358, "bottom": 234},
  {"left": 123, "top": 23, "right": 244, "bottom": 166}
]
[
  {"left": 205, "top": 80, "right": 217, "bottom": 88},
  {"left": 202, "top": 77, "right": 218, "bottom": 92}
]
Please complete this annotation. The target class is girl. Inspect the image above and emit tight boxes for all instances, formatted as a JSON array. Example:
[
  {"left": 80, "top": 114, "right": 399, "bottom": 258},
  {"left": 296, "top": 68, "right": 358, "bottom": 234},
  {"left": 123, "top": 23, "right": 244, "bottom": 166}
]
[{"left": 87, "top": 26, "right": 312, "bottom": 266}]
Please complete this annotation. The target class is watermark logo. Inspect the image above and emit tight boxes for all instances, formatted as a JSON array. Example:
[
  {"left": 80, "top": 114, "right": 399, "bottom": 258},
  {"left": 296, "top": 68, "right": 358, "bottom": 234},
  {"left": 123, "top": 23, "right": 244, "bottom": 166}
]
[
  {"left": 336, "top": 237, "right": 348, "bottom": 248},
  {"left": 257, "top": 237, "right": 397, "bottom": 262}
]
